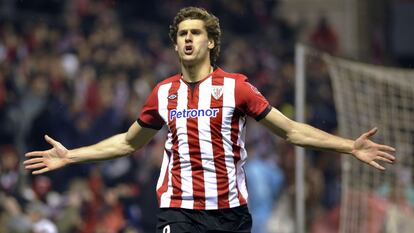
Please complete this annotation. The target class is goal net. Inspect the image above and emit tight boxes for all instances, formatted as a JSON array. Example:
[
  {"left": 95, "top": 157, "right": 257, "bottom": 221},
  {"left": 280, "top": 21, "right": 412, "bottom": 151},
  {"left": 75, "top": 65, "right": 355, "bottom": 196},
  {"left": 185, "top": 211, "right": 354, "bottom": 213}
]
[{"left": 323, "top": 55, "right": 414, "bottom": 233}]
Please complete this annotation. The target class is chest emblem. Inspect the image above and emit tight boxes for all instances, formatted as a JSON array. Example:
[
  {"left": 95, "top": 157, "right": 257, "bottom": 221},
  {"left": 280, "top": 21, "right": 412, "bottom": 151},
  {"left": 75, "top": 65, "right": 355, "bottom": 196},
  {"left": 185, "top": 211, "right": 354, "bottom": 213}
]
[{"left": 211, "top": 85, "right": 223, "bottom": 100}]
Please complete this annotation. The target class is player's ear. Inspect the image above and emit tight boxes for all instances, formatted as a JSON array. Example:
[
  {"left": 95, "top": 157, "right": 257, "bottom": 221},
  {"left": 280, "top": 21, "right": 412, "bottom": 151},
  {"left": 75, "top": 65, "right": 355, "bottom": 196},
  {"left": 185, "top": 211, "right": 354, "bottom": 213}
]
[{"left": 208, "top": 40, "right": 214, "bottom": 49}]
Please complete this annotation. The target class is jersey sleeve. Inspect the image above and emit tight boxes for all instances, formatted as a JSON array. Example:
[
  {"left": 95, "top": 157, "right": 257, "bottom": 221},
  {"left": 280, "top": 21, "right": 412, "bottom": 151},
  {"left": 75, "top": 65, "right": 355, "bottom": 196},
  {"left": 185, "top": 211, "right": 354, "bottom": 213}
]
[
  {"left": 137, "top": 85, "right": 165, "bottom": 130},
  {"left": 235, "top": 77, "right": 271, "bottom": 121}
]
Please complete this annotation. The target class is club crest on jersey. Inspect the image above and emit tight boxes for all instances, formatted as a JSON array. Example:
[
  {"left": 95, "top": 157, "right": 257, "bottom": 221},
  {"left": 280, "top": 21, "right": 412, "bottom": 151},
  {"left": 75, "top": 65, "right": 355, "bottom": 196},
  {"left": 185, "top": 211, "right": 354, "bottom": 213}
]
[{"left": 211, "top": 85, "right": 223, "bottom": 100}]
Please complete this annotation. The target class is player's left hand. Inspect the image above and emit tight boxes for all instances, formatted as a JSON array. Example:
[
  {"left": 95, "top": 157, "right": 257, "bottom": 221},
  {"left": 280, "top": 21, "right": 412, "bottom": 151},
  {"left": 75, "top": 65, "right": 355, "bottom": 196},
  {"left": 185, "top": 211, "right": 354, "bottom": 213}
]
[{"left": 352, "top": 127, "right": 396, "bottom": 171}]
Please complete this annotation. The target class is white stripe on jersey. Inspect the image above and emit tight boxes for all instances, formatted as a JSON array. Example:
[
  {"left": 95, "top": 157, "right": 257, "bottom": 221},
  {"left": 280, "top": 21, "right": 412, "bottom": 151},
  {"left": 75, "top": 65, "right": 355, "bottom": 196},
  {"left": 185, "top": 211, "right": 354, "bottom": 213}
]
[
  {"left": 221, "top": 77, "right": 240, "bottom": 208},
  {"left": 157, "top": 151, "right": 169, "bottom": 205},
  {"left": 158, "top": 83, "right": 174, "bottom": 207},
  {"left": 157, "top": 149, "right": 169, "bottom": 191},
  {"left": 176, "top": 80, "right": 193, "bottom": 209},
  {"left": 198, "top": 77, "right": 219, "bottom": 210},
  {"left": 156, "top": 74, "right": 254, "bottom": 209},
  {"left": 237, "top": 116, "right": 249, "bottom": 201},
  {"left": 159, "top": 132, "right": 174, "bottom": 207},
  {"left": 158, "top": 83, "right": 172, "bottom": 123}
]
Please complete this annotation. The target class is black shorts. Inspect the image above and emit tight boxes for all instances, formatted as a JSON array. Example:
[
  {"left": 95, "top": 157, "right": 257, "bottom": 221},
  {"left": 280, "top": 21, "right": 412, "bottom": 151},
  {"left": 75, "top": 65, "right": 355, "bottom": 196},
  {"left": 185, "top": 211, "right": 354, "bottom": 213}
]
[{"left": 156, "top": 205, "right": 252, "bottom": 233}]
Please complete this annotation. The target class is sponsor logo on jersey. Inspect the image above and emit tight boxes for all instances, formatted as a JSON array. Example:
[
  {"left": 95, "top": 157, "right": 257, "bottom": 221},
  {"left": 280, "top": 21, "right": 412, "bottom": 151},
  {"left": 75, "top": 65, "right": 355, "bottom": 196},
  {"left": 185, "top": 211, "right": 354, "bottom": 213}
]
[
  {"left": 211, "top": 85, "right": 223, "bottom": 100},
  {"left": 168, "top": 94, "right": 177, "bottom": 100},
  {"left": 169, "top": 108, "right": 219, "bottom": 120}
]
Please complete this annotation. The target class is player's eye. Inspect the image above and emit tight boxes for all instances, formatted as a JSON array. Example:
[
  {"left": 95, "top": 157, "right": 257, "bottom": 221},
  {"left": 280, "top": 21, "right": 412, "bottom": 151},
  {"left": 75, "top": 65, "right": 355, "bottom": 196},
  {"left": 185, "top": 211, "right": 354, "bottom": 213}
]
[{"left": 178, "top": 31, "right": 187, "bottom": 37}]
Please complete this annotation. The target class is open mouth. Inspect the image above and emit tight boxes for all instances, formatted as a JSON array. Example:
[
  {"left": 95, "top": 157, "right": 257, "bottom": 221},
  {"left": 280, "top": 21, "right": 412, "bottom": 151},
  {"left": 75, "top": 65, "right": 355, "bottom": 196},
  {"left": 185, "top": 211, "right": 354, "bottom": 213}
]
[{"left": 184, "top": 45, "right": 193, "bottom": 55}]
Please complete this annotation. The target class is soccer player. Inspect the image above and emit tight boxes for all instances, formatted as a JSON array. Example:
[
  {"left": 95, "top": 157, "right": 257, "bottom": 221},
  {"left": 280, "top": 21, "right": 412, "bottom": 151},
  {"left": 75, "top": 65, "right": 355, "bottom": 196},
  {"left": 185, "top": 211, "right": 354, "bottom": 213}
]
[{"left": 24, "top": 6, "right": 396, "bottom": 233}]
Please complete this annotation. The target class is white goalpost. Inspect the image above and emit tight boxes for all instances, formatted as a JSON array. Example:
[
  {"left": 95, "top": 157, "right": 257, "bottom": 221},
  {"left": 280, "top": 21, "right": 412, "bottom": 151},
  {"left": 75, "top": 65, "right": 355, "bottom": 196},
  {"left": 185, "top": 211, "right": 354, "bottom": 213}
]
[
  {"left": 326, "top": 55, "right": 414, "bottom": 233},
  {"left": 295, "top": 43, "right": 414, "bottom": 233},
  {"left": 294, "top": 44, "right": 306, "bottom": 233}
]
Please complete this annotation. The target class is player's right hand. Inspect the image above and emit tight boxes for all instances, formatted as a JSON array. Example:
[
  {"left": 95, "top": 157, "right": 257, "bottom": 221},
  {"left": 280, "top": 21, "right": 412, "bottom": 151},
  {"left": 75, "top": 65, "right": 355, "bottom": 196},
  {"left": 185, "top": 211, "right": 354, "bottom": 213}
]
[{"left": 24, "top": 135, "right": 70, "bottom": 174}]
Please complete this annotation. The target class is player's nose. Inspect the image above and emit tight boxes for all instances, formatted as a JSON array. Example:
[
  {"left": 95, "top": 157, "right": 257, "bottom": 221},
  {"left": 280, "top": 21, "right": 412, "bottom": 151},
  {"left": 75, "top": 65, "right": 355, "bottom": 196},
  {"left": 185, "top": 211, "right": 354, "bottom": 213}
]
[{"left": 185, "top": 32, "right": 192, "bottom": 41}]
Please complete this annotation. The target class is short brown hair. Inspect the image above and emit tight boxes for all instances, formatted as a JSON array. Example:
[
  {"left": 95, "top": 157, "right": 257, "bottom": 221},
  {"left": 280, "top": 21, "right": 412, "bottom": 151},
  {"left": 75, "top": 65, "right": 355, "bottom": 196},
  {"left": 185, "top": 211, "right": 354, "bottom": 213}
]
[{"left": 169, "top": 7, "right": 221, "bottom": 65}]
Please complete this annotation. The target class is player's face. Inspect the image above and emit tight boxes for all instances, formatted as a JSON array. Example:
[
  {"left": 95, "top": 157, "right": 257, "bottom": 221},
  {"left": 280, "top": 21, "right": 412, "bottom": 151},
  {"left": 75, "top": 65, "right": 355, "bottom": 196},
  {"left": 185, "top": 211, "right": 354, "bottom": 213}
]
[{"left": 175, "top": 19, "right": 214, "bottom": 66}]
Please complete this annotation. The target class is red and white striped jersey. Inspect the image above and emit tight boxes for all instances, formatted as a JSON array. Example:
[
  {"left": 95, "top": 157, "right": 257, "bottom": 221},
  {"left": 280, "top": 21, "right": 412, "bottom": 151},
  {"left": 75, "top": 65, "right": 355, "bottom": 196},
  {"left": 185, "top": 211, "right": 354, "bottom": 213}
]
[{"left": 138, "top": 68, "right": 270, "bottom": 210}]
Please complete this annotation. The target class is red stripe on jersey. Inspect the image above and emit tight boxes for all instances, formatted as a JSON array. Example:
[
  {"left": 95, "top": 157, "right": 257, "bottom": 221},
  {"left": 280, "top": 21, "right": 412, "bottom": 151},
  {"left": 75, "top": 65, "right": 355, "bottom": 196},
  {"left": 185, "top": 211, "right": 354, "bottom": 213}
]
[
  {"left": 167, "top": 81, "right": 182, "bottom": 208},
  {"left": 149, "top": 69, "right": 269, "bottom": 210},
  {"left": 230, "top": 113, "right": 247, "bottom": 205},
  {"left": 210, "top": 77, "right": 230, "bottom": 209},
  {"left": 186, "top": 84, "right": 206, "bottom": 209},
  {"left": 156, "top": 150, "right": 171, "bottom": 204}
]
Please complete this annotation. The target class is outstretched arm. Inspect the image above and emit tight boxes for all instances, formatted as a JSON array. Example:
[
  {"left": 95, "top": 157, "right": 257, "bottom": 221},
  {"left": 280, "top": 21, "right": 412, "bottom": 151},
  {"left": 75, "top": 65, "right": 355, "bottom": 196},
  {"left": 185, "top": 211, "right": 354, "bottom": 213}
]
[
  {"left": 24, "top": 122, "right": 158, "bottom": 174},
  {"left": 260, "top": 107, "right": 396, "bottom": 170}
]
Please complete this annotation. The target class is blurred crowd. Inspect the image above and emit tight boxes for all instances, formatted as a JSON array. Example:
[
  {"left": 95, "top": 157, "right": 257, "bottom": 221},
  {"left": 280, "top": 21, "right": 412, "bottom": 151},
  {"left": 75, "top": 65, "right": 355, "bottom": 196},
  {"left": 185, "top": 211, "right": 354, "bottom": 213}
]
[{"left": 0, "top": 1, "right": 341, "bottom": 233}]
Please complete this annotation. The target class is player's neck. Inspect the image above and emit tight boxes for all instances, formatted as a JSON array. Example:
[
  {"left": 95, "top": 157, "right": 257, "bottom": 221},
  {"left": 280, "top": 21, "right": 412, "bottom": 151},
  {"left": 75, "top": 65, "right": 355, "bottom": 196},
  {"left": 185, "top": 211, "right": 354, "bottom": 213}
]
[{"left": 180, "top": 61, "right": 213, "bottom": 83}]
